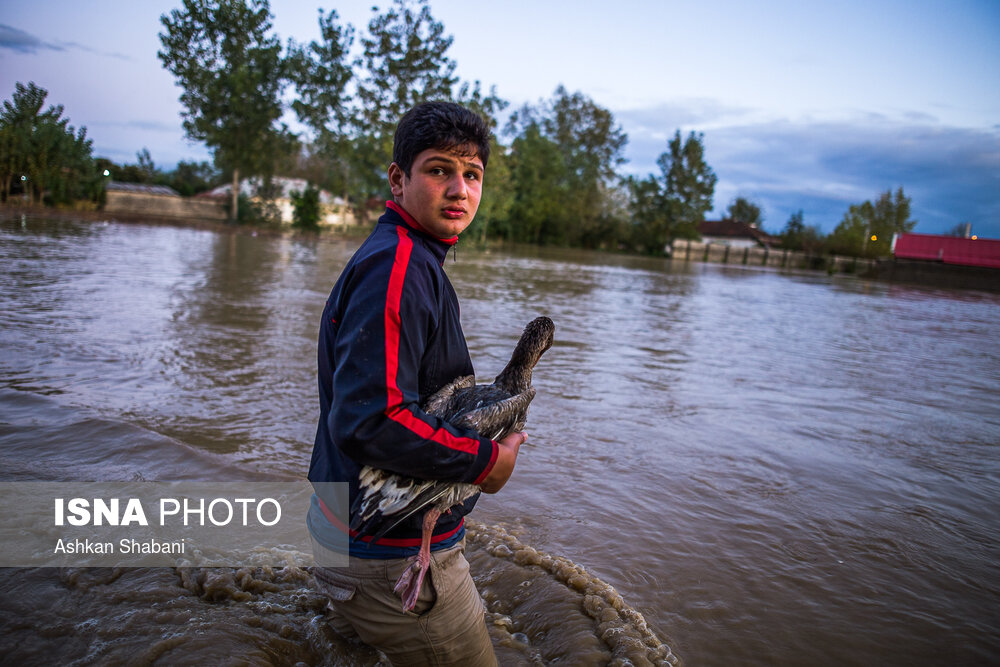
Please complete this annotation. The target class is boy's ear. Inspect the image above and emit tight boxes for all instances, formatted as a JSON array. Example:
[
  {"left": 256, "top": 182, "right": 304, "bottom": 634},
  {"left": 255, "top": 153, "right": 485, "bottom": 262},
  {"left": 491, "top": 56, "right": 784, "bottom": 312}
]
[{"left": 387, "top": 162, "right": 405, "bottom": 198}]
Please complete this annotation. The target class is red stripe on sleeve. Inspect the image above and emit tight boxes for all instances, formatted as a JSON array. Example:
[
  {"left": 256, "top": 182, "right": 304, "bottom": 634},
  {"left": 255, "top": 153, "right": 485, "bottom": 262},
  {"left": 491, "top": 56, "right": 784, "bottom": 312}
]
[
  {"left": 472, "top": 441, "right": 499, "bottom": 485},
  {"left": 382, "top": 226, "right": 483, "bottom": 456}
]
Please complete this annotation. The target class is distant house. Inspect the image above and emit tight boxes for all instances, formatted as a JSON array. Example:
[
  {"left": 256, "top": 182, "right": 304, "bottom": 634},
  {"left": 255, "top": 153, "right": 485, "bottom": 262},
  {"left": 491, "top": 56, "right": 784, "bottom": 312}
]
[
  {"left": 200, "top": 177, "right": 355, "bottom": 226},
  {"left": 105, "top": 181, "right": 226, "bottom": 221},
  {"left": 698, "top": 219, "right": 773, "bottom": 248}
]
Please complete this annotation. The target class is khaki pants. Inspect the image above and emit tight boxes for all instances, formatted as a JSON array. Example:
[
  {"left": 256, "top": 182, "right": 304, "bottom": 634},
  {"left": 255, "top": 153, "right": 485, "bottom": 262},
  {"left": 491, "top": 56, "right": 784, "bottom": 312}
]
[{"left": 312, "top": 539, "right": 497, "bottom": 667}]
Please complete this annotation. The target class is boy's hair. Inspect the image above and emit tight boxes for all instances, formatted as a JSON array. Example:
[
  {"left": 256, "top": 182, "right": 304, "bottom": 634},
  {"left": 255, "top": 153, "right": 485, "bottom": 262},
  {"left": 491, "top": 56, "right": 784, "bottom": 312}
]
[{"left": 393, "top": 102, "right": 491, "bottom": 176}]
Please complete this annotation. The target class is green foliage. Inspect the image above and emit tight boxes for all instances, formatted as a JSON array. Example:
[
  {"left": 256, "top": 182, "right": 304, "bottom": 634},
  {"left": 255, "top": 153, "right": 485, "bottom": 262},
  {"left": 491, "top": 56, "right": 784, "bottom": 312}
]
[
  {"left": 465, "top": 139, "right": 512, "bottom": 246},
  {"left": 630, "top": 130, "right": 717, "bottom": 254},
  {"left": 661, "top": 130, "right": 717, "bottom": 235},
  {"left": 454, "top": 81, "right": 508, "bottom": 136},
  {"left": 828, "top": 187, "right": 916, "bottom": 257},
  {"left": 289, "top": 1, "right": 508, "bottom": 223},
  {"left": 505, "top": 122, "right": 567, "bottom": 244},
  {"left": 726, "top": 196, "right": 764, "bottom": 228},
  {"left": 627, "top": 175, "right": 670, "bottom": 253},
  {"left": 158, "top": 0, "right": 291, "bottom": 219},
  {"left": 98, "top": 151, "right": 222, "bottom": 197},
  {"left": 351, "top": 0, "right": 459, "bottom": 211},
  {"left": 106, "top": 148, "right": 161, "bottom": 184},
  {"left": 286, "top": 9, "right": 354, "bottom": 138},
  {"left": 502, "top": 86, "right": 627, "bottom": 247},
  {"left": 166, "top": 160, "right": 222, "bottom": 196},
  {"left": 285, "top": 8, "right": 355, "bottom": 197},
  {"left": 0, "top": 82, "right": 96, "bottom": 205},
  {"left": 779, "top": 209, "right": 805, "bottom": 249},
  {"left": 229, "top": 190, "right": 281, "bottom": 226},
  {"left": 291, "top": 183, "right": 322, "bottom": 229},
  {"left": 778, "top": 210, "right": 826, "bottom": 253}
]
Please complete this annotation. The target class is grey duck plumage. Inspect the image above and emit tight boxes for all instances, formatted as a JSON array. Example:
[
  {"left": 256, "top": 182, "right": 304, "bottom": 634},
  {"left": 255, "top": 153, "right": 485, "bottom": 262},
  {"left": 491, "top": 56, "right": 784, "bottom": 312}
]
[{"left": 349, "top": 316, "right": 555, "bottom": 610}]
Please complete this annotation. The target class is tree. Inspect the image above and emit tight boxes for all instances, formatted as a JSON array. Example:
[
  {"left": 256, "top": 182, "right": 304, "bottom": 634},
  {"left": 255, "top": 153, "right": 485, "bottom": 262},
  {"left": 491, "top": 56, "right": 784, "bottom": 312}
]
[
  {"left": 778, "top": 209, "right": 825, "bottom": 252},
  {"left": 453, "top": 81, "right": 510, "bottom": 245},
  {"left": 779, "top": 209, "right": 805, "bottom": 249},
  {"left": 631, "top": 130, "right": 717, "bottom": 254},
  {"left": 466, "top": 139, "right": 512, "bottom": 246},
  {"left": 661, "top": 130, "right": 716, "bottom": 237},
  {"left": 158, "top": 0, "right": 289, "bottom": 220},
  {"left": 0, "top": 82, "right": 95, "bottom": 204},
  {"left": 288, "top": 0, "right": 469, "bottom": 220},
  {"left": 628, "top": 174, "right": 670, "bottom": 253},
  {"left": 108, "top": 148, "right": 161, "bottom": 184},
  {"left": 286, "top": 8, "right": 354, "bottom": 197},
  {"left": 166, "top": 160, "right": 222, "bottom": 196},
  {"left": 727, "top": 196, "right": 763, "bottom": 228},
  {"left": 291, "top": 183, "right": 322, "bottom": 229},
  {"left": 352, "top": 0, "right": 459, "bottom": 209},
  {"left": 504, "top": 86, "right": 627, "bottom": 246},
  {"left": 505, "top": 121, "right": 567, "bottom": 244},
  {"left": 829, "top": 187, "right": 916, "bottom": 257}
]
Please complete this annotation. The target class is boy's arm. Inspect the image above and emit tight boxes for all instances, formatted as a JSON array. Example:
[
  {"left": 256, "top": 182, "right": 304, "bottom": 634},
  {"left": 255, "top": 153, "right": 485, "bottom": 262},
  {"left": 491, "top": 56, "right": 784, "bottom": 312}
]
[
  {"left": 328, "top": 249, "right": 498, "bottom": 484},
  {"left": 479, "top": 430, "right": 525, "bottom": 493}
]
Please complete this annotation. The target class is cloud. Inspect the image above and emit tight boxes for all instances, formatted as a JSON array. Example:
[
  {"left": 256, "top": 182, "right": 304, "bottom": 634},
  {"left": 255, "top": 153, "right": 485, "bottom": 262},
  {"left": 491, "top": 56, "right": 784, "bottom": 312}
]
[
  {"left": 0, "top": 23, "right": 129, "bottom": 60},
  {"left": 617, "top": 103, "right": 1000, "bottom": 237},
  {"left": 0, "top": 24, "right": 63, "bottom": 53},
  {"left": 712, "top": 119, "right": 1000, "bottom": 234},
  {"left": 616, "top": 99, "right": 755, "bottom": 134}
]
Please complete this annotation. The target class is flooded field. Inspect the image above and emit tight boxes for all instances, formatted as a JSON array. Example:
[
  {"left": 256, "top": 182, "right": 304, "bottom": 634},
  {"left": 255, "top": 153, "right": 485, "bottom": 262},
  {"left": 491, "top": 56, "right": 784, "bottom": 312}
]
[{"left": 2, "top": 214, "right": 998, "bottom": 665}]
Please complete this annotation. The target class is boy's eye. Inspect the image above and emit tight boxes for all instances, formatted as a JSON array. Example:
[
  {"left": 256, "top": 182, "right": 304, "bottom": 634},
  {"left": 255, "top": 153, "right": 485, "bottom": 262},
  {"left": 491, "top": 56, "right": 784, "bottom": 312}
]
[{"left": 464, "top": 171, "right": 480, "bottom": 181}]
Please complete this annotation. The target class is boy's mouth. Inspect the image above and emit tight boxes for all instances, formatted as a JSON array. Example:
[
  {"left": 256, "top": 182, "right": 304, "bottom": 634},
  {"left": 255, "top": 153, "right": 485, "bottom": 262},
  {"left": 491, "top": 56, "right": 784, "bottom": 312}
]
[{"left": 442, "top": 207, "right": 466, "bottom": 219}]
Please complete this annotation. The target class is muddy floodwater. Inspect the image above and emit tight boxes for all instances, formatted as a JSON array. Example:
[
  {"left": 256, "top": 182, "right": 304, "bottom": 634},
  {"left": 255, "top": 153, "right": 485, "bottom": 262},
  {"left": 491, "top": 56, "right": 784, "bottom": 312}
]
[{"left": 1, "top": 214, "right": 999, "bottom": 665}]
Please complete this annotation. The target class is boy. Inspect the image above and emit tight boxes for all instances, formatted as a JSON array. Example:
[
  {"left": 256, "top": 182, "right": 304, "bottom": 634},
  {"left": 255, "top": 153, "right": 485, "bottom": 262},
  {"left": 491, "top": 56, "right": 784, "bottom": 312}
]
[{"left": 308, "top": 102, "right": 524, "bottom": 665}]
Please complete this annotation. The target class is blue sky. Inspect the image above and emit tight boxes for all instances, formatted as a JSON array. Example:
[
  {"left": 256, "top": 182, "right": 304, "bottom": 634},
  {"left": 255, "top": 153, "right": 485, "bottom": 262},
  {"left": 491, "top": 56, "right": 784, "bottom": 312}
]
[{"left": 1, "top": 0, "right": 998, "bottom": 236}]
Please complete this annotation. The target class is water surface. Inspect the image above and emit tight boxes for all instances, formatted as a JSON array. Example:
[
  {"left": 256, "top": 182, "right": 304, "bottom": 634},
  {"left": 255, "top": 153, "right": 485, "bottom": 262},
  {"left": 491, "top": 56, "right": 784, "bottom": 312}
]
[{"left": 2, "top": 215, "right": 998, "bottom": 665}]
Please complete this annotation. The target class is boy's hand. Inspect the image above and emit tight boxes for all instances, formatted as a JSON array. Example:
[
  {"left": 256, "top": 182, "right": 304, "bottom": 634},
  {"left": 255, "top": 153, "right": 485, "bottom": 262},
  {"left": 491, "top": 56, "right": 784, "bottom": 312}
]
[{"left": 479, "top": 431, "right": 526, "bottom": 494}]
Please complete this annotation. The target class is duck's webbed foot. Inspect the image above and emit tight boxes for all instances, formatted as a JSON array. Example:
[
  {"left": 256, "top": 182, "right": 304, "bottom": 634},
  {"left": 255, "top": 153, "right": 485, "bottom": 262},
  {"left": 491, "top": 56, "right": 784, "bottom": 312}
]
[{"left": 392, "top": 508, "right": 441, "bottom": 612}]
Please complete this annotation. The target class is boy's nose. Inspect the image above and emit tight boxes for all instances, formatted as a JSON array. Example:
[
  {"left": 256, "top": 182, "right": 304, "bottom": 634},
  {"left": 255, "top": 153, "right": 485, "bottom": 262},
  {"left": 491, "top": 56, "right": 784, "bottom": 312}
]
[{"left": 445, "top": 175, "right": 467, "bottom": 199}]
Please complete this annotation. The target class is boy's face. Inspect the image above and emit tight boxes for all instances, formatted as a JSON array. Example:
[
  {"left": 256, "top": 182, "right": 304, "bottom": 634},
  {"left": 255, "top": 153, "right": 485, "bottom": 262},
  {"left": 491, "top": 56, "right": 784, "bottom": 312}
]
[{"left": 388, "top": 145, "right": 484, "bottom": 239}]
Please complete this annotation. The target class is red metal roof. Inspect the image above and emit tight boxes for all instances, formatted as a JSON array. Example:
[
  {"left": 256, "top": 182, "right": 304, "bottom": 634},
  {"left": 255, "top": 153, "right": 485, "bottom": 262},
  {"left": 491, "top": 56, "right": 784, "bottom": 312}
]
[{"left": 893, "top": 233, "right": 1000, "bottom": 269}]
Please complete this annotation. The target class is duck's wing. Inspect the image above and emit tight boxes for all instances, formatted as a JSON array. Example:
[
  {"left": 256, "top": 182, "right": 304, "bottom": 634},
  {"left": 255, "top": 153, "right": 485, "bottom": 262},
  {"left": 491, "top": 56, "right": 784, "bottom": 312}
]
[
  {"left": 365, "top": 483, "right": 455, "bottom": 544},
  {"left": 453, "top": 387, "right": 536, "bottom": 441},
  {"left": 350, "top": 467, "right": 439, "bottom": 536},
  {"left": 422, "top": 374, "right": 476, "bottom": 416}
]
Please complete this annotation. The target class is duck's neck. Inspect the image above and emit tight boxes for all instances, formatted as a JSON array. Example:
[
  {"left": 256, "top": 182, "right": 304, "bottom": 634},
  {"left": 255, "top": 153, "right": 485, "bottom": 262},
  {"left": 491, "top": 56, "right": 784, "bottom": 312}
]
[{"left": 494, "top": 339, "right": 538, "bottom": 395}]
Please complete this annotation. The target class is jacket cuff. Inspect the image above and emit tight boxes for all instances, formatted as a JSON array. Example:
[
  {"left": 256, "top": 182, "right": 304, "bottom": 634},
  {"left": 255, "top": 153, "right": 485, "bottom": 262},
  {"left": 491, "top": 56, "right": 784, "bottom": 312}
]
[{"left": 471, "top": 439, "right": 499, "bottom": 485}]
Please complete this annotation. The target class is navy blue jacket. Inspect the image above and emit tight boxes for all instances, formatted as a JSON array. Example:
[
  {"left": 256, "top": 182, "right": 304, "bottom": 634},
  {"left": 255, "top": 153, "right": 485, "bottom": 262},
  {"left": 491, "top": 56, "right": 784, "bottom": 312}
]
[{"left": 309, "top": 203, "right": 498, "bottom": 556}]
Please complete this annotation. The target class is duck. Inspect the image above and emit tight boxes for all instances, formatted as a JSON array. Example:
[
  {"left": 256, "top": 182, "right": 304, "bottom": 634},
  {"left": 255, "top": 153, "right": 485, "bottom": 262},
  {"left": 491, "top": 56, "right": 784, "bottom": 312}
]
[{"left": 349, "top": 316, "right": 555, "bottom": 611}]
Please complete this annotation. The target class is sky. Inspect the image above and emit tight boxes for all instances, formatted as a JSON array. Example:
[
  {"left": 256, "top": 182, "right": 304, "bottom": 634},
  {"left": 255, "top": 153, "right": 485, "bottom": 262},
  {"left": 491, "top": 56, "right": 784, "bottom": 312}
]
[{"left": 1, "top": 0, "right": 998, "bottom": 237}]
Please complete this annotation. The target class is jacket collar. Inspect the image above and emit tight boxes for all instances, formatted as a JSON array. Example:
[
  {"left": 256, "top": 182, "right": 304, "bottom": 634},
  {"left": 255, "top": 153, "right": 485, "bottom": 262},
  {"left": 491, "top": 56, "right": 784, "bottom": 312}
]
[{"left": 381, "top": 201, "right": 457, "bottom": 264}]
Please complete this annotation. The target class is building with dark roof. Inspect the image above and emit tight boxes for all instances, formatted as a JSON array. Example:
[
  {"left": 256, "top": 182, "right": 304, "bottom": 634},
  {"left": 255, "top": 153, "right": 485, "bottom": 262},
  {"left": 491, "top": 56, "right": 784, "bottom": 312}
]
[
  {"left": 698, "top": 219, "right": 774, "bottom": 248},
  {"left": 104, "top": 181, "right": 226, "bottom": 222}
]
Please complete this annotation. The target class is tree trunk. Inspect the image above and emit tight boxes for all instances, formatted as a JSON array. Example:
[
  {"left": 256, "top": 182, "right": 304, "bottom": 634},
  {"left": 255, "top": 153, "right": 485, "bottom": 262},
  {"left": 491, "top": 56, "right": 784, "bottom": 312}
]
[{"left": 231, "top": 168, "right": 239, "bottom": 221}]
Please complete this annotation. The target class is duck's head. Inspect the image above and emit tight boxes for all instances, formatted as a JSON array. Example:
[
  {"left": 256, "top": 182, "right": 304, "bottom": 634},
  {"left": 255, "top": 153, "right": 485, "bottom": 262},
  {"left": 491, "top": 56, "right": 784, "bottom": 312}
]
[
  {"left": 521, "top": 316, "right": 555, "bottom": 359},
  {"left": 494, "top": 316, "right": 555, "bottom": 394}
]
